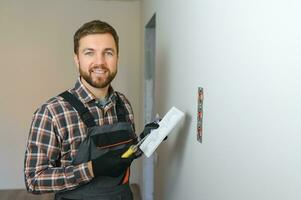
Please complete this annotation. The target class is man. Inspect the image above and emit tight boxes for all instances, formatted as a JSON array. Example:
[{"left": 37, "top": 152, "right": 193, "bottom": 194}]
[{"left": 24, "top": 20, "right": 158, "bottom": 200}]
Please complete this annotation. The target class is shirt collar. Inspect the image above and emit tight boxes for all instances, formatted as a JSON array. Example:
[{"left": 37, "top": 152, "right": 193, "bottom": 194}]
[{"left": 73, "top": 77, "right": 116, "bottom": 104}]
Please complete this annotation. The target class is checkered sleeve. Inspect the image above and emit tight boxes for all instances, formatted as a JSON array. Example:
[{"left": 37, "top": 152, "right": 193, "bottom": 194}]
[{"left": 24, "top": 104, "right": 93, "bottom": 194}]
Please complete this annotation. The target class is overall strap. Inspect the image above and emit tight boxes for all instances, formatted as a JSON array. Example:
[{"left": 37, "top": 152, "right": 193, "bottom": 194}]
[
  {"left": 115, "top": 94, "right": 127, "bottom": 122},
  {"left": 59, "top": 91, "right": 96, "bottom": 127}
]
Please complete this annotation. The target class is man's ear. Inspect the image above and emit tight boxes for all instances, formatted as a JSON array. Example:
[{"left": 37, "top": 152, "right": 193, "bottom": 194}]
[{"left": 73, "top": 54, "right": 79, "bottom": 69}]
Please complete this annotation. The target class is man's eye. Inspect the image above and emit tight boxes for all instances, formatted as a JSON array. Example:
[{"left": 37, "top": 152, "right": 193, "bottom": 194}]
[
  {"left": 105, "top": 51, "right": 113, "bottom": 56},
  {"left": 84, "top": 52, "right": 94, "bottom": 56}
]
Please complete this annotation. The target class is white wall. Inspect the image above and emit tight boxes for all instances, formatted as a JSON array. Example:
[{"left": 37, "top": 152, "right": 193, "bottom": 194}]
[
  {"left": 142, "top": 0, "right": 301, "bottom": 200},
  {"left": 0, "top": 0, "right": 141, "bottom": 189}
]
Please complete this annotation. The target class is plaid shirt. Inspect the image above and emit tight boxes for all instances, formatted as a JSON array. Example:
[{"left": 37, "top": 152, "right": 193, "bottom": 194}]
[{"left": 24, "top": 78, "right": 135, "bottom": 194}]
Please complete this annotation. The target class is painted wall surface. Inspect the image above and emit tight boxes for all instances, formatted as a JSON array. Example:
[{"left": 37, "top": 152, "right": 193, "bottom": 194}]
[
  {"left": 142, "top": 0, "right": 301, "bottom": 200},
  {"left": 0, "top": 0, "right": 141, "bottom": 189}
]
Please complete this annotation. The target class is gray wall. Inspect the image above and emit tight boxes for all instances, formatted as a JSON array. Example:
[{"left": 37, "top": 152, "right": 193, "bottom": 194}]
[
  {"left": 142, "top": 0, "right": 301, "bottom": 200},
  {"left": 0, "top": 0, "right": 141, "bottom": 189}
]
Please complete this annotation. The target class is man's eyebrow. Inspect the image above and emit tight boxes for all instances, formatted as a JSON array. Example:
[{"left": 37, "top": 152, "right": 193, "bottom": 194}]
[
  {"left": 82, "top": 48, "right": 95, "bottom": 52},
  {"left": 104, "top": 48, "right": 115, "bottom": 52}
]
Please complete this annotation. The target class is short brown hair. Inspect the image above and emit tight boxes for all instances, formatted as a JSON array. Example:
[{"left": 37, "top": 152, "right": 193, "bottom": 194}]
[{"left": 73, "top": 20, "right": 119, "bottom": 55}]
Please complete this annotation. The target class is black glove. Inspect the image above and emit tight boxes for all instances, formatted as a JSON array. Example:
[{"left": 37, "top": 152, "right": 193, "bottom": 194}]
[
  {"left": 139, "top": 121, "right": 168, "bottom": 142},
  {"left": 139, "top": 121, "right": 160, "bottom": 140},
  {"left": 91, "top": 150, "right": 134, "bottom": 178}
]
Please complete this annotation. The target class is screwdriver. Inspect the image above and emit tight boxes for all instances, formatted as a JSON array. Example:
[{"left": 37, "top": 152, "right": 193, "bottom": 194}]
[
  {"left": 121, "top": 135, "right": 148, "bottom": 158},
  {"left": 122, "top": 114, "right": 161, "bottom": 158}
]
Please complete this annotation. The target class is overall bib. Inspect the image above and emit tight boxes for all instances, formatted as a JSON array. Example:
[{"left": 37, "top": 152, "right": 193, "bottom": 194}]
[{"left": 55, "top": 91, "right": 136, "bottom": 200}]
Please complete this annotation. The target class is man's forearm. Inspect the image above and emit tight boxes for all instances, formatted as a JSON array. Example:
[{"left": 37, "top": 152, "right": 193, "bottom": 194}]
[{"left": 25, "top": 162, "right": 93, "bottom": 194}]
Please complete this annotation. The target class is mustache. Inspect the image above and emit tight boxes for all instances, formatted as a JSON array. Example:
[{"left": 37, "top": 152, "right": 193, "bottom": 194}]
[
  {"left": 89, "top": 65, "right": 108, "bottom": 71},
  {"left": 91, "top": 65, "right": 107, "bottom": 69}
]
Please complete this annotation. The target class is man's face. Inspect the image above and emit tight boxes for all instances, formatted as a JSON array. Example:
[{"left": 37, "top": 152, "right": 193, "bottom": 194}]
[{"left": 74, "top": 33, "right": 118, "bottom": 89}]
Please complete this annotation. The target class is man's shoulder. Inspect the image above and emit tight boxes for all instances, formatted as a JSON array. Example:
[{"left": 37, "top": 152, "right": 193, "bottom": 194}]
[
  {"left": 115, "top": 91, "right": 128, "bottom": 101},
  {"left": 33, "top": 91, "right": 72, "bottom": 116},
  {"left": 114, "top": 91, "right": 134, "bottom": 115},
  {"left": 115, "top": 91, "right": 132, "bottom": 104}
]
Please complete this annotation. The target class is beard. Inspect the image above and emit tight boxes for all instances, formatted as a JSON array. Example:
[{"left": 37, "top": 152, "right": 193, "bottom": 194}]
[{"left": 79, "top": 65, "right": 117, "bottom": 89}]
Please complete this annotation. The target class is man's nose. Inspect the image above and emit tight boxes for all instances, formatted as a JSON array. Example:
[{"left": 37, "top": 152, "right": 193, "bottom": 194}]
[{"left": 94, "top": 53, "right": 105, "bottom": 65}]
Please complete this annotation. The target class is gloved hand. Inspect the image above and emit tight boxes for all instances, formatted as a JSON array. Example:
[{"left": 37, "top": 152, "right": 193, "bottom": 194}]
[
  {"left": 91, "top": 150, "right": 134, "bottom": 178},
  {"left": 140, "top": 121, "right": 168, "bottom": 141},
  {"left": 139, "top": 121, "right": 160, "bottom": 140}
]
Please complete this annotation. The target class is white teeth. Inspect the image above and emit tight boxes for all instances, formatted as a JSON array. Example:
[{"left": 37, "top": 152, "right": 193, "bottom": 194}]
[{"left": 93, "top": 69, "right": 106, "bottom": 74}]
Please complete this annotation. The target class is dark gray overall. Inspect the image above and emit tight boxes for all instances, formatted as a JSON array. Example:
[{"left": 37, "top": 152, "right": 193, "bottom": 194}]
[{"left": 55, "top": 91, "right": 136, "bottom": 200}]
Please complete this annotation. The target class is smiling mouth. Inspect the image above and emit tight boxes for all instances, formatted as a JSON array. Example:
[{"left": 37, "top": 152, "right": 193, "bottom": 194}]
[{"left": 91, "top": 68, "right": 107, "bottom": 75}]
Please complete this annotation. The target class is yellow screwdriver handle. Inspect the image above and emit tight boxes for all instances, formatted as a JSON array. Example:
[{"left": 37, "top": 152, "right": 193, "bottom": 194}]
[
  {"left": 121, "top": 146, "right": 136, "bottom": 158},
  {"left": 122, "top": 135, "right": 148, "bottom": 158}
]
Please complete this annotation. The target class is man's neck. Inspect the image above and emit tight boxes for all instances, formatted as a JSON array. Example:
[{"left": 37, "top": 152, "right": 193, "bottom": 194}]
[{"left": 80, "top": 77, "right": 109, "bottom": 99}]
